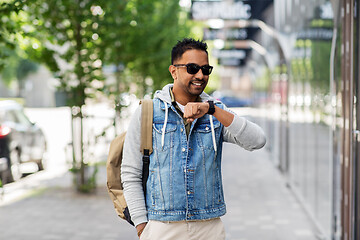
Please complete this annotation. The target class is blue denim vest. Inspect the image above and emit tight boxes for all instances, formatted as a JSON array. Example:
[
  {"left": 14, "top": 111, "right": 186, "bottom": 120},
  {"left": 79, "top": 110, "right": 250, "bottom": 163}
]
[{"left": 146, "top": 98, "right": 226, "bottom": 221}]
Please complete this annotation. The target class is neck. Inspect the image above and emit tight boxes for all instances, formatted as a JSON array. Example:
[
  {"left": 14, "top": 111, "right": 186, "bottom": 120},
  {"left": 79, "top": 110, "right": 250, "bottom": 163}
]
[{"left": 172, "top": 88, "right": 197, "bottom": 105}]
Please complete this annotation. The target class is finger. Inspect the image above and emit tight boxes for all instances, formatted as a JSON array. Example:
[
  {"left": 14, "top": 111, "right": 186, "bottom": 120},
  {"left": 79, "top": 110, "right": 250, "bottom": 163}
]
[
  {"left": 187, "top": 118, "right": 194, "bottom": 123},
  {"left": 192, "top": 104, "right": 198, "bottom": 116},
  {"left": 184, "top": 105, "right": 190, "bottom": 118},
  {"left": 193, "top": 104, "right": 201, "bottom": 115},
  {"left": 186, "top": 104, "right": 194, "bottom": 117}
]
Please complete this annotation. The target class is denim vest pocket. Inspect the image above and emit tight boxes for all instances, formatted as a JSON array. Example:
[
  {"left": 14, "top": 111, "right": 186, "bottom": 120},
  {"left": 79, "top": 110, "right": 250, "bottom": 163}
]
[
  {"left": 153, "top": 121, "right": 177, "bottom": 151},
  {"left": 193, "top": 119, "right": 221, "bottom": 150}
]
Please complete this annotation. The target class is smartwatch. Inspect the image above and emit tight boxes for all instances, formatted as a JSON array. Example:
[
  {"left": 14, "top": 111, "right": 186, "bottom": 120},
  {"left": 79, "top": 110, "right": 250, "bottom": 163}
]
[{"left": 207, "top": 100, "right": 215, "bottom": 115}]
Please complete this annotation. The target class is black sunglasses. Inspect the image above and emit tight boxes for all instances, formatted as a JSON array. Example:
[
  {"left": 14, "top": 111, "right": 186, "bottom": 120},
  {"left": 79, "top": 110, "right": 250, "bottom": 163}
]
[{"left": 173, "top": 63, "right": 213, "bottom": 75}]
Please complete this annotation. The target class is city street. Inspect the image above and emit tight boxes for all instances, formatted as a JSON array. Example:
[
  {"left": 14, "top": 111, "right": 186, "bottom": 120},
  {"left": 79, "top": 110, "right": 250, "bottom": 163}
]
[{"left": 0, "top": 107, "right": 318, "bottom": 240}]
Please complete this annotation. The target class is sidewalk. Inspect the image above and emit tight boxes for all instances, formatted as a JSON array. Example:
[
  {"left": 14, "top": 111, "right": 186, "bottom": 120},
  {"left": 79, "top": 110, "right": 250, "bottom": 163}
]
[
  {"left": 0, "top": 145, "right": 317, "bottom": 240},
  {"left": 221, "top": 144, "right": 317, "bottom": 240}
]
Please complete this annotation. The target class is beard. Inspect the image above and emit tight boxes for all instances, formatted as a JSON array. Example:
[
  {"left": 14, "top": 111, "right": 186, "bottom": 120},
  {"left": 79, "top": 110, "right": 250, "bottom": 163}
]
[{"left": 187, "top": 79, "right": 207, "bottom": 95}]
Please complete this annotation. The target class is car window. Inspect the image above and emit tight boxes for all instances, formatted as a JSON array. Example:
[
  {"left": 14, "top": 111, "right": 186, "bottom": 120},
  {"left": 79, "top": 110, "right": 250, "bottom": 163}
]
[
  {"left": 13, "top": 109, "right": 33, "bottom": 127},
  {"left": 4, "top": 110, "right": 18, "bottom": 123}
]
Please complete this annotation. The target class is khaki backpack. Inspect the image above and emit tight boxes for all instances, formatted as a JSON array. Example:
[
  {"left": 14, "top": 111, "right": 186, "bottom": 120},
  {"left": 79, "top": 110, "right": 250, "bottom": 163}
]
[{"left": 106, "top": 99, "right": 153, "bottom": 226}]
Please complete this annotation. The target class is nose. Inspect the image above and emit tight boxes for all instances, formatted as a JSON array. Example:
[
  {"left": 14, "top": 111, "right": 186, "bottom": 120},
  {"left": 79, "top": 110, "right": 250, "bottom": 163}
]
[{"left": 194, "top": 68, "right": 205, "bottom": 79}]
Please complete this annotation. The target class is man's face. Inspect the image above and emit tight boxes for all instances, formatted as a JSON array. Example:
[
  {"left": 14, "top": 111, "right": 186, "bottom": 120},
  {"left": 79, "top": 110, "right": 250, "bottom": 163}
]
[{"left": 170, "top": 49, "right": 210, "bottom": 98}]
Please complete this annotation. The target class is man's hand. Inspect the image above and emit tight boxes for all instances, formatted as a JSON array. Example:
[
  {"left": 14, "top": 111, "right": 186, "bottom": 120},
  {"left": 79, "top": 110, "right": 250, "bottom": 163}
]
[
  {"left": 184, "top": 102, "right": 209, "bottom": 123},
  {"left": 184, "top": 101, "right": 235, "bottom": 127},
  {"left": 136, "top": 222, "right": 147, "bottom": 238}
]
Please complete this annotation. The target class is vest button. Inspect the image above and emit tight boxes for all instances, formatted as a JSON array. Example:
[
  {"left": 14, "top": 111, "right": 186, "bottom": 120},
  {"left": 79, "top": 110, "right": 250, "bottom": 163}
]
[{"left": 182, "top": 148, "right": 186, "bottom": 152}]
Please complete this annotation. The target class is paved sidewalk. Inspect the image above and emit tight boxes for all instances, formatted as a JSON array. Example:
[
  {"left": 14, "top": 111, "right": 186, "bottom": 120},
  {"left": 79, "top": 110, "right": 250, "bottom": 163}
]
[
  {"left": 221, "top": 144, "right": 317, "bottom": 240},
  {"left": 0, "top": 144, "right": 318, "bottom": 240}
]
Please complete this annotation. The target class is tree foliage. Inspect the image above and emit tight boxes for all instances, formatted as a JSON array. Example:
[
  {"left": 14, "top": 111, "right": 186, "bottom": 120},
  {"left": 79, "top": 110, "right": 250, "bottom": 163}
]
[
  {"left": 2, "top": 0, "right": 191, "bottom": 104},
  {"left": 0, "top": 0, "right": 192, "bottom": 103},
  {"left": 0, "top": 1, "right": 41, "bottom": 94},
  {"left": 99, "top": 0, "right": 190, "bottom": 99},
  {"left": 1, "top": 0, "right": 191, "bottom": 192},
  {"left": 0, "top": 0, "right": 30, "bottom": 71},
  {"left": 25, "top": 1, "right": 107, "bottom": 106}
]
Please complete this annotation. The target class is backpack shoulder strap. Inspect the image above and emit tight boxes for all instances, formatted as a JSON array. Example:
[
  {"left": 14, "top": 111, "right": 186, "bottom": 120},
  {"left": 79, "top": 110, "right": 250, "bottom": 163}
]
[
  {"left": 140, "top": 99, "right": 153, "bottom": 155},
  {"left": 139, "top": 99, "right": 153, "bottom": 196}
]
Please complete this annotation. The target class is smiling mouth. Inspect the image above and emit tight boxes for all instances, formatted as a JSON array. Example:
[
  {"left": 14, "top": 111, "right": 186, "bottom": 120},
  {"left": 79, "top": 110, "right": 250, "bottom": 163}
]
[{"left": 191, "top": 81, "right": 204, "bottom": 87}]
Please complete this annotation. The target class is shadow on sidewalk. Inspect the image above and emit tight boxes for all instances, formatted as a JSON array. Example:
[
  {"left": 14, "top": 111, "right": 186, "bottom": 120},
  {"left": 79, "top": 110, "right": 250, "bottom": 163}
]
[{"left": 0, "top": 166, "right": 138, "bottom": 240}]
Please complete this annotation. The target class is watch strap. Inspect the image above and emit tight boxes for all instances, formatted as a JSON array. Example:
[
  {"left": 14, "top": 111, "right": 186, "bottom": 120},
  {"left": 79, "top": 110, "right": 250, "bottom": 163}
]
[{"left": 207, "top": 100, "right": 215, "bottom": 115}]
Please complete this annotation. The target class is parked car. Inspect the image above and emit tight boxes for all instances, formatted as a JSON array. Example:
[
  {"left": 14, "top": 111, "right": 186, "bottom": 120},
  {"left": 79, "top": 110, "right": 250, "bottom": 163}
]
[{"left": 0, "top": 100, "right": 47, "bottom": 183}]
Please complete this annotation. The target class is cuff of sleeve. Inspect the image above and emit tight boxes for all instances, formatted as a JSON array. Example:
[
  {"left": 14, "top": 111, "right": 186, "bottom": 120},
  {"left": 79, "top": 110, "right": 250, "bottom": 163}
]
[
  {"left": 133, "top": 214, "right": 148, "bottom": 227},
  {"left": 224, "top": 115, "right": 246, "bottom": 135}
]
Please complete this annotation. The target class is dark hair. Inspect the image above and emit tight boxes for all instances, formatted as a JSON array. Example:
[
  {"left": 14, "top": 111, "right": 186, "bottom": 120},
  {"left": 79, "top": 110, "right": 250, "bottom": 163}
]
[{"left": 171, "top": 38, "right": 208, "bottom": 64}]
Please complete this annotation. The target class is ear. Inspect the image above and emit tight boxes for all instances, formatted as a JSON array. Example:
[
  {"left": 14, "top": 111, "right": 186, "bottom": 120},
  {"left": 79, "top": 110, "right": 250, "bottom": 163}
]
[{"left": 169, "top": 65, "right": 177, "bottom": 80}]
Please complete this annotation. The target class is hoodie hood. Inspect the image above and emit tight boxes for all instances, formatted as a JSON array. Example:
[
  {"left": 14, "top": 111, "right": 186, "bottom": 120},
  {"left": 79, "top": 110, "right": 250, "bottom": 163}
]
[{"left": 153, "top": 83, "right": 219, "bottom": 104}]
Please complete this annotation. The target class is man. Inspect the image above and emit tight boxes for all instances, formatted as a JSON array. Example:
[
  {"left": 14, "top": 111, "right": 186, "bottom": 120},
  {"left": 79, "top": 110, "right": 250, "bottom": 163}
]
[{"left": 121, "top": 38, "right": 266, "bottom": 239}]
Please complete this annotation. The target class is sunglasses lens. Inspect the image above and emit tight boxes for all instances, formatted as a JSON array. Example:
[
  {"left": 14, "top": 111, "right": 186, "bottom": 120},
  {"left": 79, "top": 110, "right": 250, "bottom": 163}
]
[
  {"left": 186, "top": 64, "right": 200, "bottom": 74},
  {"left": 202, "top": 66, "right": 212, "bottom": 75},
  {"left": 183, "top": 64, "right": 213, "bottom": 75}
]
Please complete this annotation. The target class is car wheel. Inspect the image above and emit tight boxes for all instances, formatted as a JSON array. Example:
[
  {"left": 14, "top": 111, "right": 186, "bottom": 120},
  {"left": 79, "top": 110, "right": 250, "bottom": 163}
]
[
  {"left": 37, "top": 157, "right": 46, "bottom": 171},
  {"left": 9, "top": 149, "right": 22, "bottom": 182},
  {"left": 37, "top": 143, "right": 47, "bottom": 171},
  {"left": 37, "top": 161, "right": 44, "bottom": 171}
]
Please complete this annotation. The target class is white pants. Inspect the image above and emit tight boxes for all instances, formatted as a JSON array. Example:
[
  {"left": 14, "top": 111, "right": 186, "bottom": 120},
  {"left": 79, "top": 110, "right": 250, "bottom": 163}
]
[{"left": 140, "top": 218, "right": 226, "bottom": 240}]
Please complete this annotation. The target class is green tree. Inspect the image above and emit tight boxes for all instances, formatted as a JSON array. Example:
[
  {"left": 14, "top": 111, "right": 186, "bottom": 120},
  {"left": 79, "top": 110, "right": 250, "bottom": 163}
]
[
  {"left": 121, "top": 0, "right": 190, "bottom": 92},
  {"left": 1, "top": 0, "right": 191, "bottom": 192},
  {"left": 19, "top": 0, "right": 190, "bottom": 192},
  {"left": 98, "top": 0, "right": 190, "bottom": 133},
  {"left": 0, "top": 0, "right": 24, "bottom": 71},
  {"left": 25, "top": 0, "right": 107, "bottom": 191},
  {"left": 0, "top": 0, "right": 39, "bottom": 90}
]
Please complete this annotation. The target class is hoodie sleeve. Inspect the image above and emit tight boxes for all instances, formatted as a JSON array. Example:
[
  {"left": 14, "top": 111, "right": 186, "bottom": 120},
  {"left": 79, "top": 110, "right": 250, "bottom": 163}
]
[
  {"left": 121, "top": 105, "right": 148, "bottom": 226},
  {"left": 222, "top": 106, "right": 266, "bottom": 151}
]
